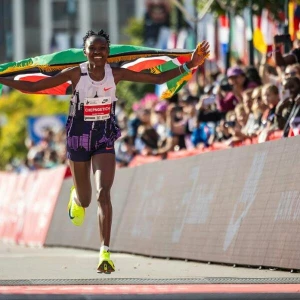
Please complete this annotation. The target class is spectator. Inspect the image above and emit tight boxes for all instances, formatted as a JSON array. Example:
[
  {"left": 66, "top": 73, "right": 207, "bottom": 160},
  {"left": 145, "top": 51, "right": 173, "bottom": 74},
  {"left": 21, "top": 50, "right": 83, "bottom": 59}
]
[
  {"left": 115, "top": 135, "right": 135, "bottom": 167},
  {"left": 245, "top": 66, "right": 263, "bottom": 86},
  {"left": 151, "top": 101, "right": 175, "bottom": 157},
  {"left": 197, "top": 93, "right": 225, "bottom": 123},
  {"left": 256, "top": 84, "right": 280, "bottom": 142},
  {"left": 153, "top": 100, "right": 169, "bottom": 148},
  {"left": 168, "top": 103, "right": 187, "bottom": 150},
  {"left": 274, "top": 36, "right": 300, "bottom": 67},
  {"left": 275, "top": 77, "right": 299, "bottom": 133},
  {"left": 43, "top": 149, "right": 59, "bottom": 168},
  {"left": 127, "top": 110, "right": 142, "bottom": 146},
  {"left": 284, "top": 63, "right": 300, "bottom": 80},
  {"left": 243, "top": 87, "right": 266, "bottom": 137},
  {"left": 281, "top": 77, "right": 300, "bottom": 137},
  {"left": 261, "top": 84, "right": 280, "bottom": 126},
  {"left": 190, "top": 121, "right": 215, "bottom": 148},
  {"left": 134, "top": 108, "right": 160, "bottom": 155},
  {"left": 227, "top": 103, "right": 249, "bottom": 144},
  {"left": 217, "top": 110, "right": 236, "bottom": 144},
  {"left": 115, "top": 100, "right": 128, "bottom": 132},
  {"left": 259, "top": 52, "right": 280, "bottom": 85},
  {"left": 182, "top": 95, "right": 199, "bottom": 149},
  {"left": 252, "top": 86, "right": 267, "bottom": 112},
  {"left": 242, "top": 88, "right": 255, "bottom": 115},
  {"left": 215, "top": 119, "right": 232, "bottom": 142},
  {"left": 216, "top": 66, "right": 259, "bottom": 113},
  {"left": 215, "top": 77, "right": 236, "bottom": 113},
  {"left": 227, "top": 66, "right": 259, "bottom": 100}
]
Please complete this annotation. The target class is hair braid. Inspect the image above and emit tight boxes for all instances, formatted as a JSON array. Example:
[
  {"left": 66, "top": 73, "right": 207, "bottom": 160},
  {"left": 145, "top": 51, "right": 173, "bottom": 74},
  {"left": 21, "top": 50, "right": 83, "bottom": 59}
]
[{"left": 82, "top": 29, "right": 110, "bottom": 48}]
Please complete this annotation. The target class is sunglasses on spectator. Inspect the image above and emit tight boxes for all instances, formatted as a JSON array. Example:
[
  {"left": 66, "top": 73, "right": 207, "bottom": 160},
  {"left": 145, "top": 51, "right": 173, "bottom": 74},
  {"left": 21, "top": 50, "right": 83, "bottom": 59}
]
[{"left": 285, "top": 71, "right": 297, "bottom": 77}]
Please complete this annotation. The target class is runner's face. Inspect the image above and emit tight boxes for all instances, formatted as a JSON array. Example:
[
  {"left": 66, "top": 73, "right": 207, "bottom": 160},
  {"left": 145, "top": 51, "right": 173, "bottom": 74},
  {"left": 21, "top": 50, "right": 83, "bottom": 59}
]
[{"left": 84, "top": 36, "right": 109, "bottom": 66}]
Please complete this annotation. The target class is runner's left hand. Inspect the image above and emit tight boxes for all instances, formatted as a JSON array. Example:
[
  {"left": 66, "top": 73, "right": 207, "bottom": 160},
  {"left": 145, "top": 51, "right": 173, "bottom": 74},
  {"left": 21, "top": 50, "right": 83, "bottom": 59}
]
[{"left": 190, "top": 41, "right": 210, "bottom": 68}]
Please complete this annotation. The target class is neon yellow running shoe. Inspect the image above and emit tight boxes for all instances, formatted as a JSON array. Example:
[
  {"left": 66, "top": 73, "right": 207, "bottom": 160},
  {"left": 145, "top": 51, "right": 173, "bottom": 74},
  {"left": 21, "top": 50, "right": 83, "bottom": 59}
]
[
  {"left": 97, "top": 250, "right": 115, "bottom": 274},
  {"left": 68, "top": 186, "right": 85, "bottom": 226}
]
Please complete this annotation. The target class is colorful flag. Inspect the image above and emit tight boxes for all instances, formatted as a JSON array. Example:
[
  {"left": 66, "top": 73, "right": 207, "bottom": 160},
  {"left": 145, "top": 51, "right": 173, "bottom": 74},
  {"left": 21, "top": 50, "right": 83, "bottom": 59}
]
[
  {"left": 253, "top": 14, "right": 267, "bottom": 54},
  {"left": 0, "top": 44, "right": 208, "bottom": 99},
  {"left": 294, "top": 3, "right": 300, "bottom": 39},
  {"left": 218, "top": 15, "right": 230, "bottom": 69}
]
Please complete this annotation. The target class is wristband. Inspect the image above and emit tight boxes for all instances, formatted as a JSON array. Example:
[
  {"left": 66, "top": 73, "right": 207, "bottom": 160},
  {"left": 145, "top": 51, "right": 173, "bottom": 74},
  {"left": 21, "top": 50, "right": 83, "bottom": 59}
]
[{"left": 182, "top": 63, "right": 191, "bottom": 73}]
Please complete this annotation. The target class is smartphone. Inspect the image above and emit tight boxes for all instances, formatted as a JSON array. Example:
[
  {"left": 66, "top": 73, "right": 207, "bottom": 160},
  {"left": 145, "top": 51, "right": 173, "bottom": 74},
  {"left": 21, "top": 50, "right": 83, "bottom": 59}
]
[
  {"left": 274, "top": 34, "right": 291, "bottom": 44},
  {"left": 220, "top": 83, "right": 232, "bottom": 92},
  {"left": 203, "top": 96, "right": 215, "bottom": 105}
]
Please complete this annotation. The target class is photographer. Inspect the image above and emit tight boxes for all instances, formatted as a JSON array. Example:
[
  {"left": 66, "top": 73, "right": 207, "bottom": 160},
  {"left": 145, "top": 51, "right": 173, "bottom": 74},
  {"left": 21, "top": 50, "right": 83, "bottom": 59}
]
[
  {"left": 196, "top": 92, "right": 225, "bottom": 123},
  {"left": 274, "top": 34, "right": 300, "bottom": 67}
]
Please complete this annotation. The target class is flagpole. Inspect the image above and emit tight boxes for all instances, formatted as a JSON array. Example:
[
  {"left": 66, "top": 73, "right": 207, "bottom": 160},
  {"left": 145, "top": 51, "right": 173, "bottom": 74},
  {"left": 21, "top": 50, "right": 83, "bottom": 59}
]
[
  {"left": 284, "top": 0, "right": 290, "bottom": 53},
  {"left": 194, "top": 0, "right": 198, "bottom": 48},
  {"left": 248, "top": 0, "right": 254, "bottom": 66},
  {"left": 67, "top": 0, "right": 76, "bottom": 48},
  {"left": 225, "top": 6, "right": 232, "bottom": 70}
]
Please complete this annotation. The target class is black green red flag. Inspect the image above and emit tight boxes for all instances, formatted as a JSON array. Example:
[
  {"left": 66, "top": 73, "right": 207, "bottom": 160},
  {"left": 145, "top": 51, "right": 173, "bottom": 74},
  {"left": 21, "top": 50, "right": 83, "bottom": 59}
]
[{"left": 0, "top": 44, "right": 208, "bottom": 99}]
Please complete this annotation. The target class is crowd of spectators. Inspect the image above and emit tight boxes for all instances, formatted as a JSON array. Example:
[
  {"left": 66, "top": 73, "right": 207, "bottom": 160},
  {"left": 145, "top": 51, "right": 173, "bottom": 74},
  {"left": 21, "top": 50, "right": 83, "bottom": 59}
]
[
  {"left": 114, "top": 36, "right": 300, "bottom": 167},
  {"left": 6, "top": 127, "right": 67, "bottom": 173},
  {"left": 5, "top": 35, "right": 300, "bottom": 172}
]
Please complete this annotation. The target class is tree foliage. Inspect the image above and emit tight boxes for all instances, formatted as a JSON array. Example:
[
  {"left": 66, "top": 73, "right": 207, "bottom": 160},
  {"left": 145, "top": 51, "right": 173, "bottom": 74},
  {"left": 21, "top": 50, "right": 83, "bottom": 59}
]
[
  {"left": 118, "top": 17, "right": 155, "bottom": 114},
  {"left": 123, "top": 18, "right": 144, "bottom": 46},
  {"left": 0, "top": 91, "right": 69, "bottom": 170},
  {"left": 116, "top": 81, "right": 155, "bottom": 115}
]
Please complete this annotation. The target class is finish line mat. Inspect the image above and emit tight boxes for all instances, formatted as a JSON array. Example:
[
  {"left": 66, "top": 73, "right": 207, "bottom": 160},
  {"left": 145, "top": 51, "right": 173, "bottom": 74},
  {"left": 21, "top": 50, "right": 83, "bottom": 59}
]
[
  {"left": 1, "top": 278, "right": 300, "bottom": 300},
  {"left": 2, "top": 277, "right": 300, "bottom": 285}
]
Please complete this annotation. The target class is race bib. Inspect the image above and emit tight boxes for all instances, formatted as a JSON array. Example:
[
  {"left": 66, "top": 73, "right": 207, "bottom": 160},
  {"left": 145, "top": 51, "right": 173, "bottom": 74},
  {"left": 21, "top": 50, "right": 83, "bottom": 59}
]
[{"left": 84, "top": 97, "right": 112, "bottom": 121}]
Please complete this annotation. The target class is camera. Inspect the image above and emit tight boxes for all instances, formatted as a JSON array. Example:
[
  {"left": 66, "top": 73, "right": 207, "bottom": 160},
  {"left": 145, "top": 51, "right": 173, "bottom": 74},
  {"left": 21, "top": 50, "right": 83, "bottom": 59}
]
[
  {"left": 224, "top": 121, "right": 236, "bottom": 128},
  {"left": 219, "top": 78, "right": 232, "bottom": 92}
]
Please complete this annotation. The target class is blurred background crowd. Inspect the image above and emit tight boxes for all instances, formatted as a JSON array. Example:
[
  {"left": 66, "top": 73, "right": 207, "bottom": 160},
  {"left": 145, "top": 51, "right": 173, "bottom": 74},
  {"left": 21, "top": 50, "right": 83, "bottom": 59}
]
[
  {"left": 113, "top": 45, "right": 300, "bottom": 167},
  {"left": 0, "top": 0, "right": 300, "bottom": 172}
]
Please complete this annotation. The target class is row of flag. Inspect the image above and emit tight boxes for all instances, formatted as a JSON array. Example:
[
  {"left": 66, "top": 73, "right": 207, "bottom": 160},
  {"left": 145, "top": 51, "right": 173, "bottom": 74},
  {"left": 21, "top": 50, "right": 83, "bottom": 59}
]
[{"left": 197, "top": 1, "right": 300, "bottom": 68}]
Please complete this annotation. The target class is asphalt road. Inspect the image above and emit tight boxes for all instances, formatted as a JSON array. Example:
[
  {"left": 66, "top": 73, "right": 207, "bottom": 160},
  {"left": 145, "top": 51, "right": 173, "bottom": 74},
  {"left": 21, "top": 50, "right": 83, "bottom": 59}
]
[
  {"left": 1, "top": 242, "right": 300, "bottom": 280},
  {"left": 1, "top": 242, "right": 300, "bottom": 300}
]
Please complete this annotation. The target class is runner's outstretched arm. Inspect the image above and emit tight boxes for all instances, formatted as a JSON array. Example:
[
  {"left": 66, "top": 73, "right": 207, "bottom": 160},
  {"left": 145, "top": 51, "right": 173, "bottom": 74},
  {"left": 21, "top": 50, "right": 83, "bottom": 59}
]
[
  {"left": 0, "top": 67, "right": 78, "bottom": 92},
  {"left": 113, "top": 41, "right": 210, "bottom": 85}
]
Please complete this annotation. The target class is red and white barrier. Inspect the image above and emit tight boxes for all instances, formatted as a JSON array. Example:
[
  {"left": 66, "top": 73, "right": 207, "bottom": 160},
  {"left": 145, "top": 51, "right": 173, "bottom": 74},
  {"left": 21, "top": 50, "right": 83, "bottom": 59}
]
[{"left": 0, "top": 166, "right": 67, "bottom": 246}]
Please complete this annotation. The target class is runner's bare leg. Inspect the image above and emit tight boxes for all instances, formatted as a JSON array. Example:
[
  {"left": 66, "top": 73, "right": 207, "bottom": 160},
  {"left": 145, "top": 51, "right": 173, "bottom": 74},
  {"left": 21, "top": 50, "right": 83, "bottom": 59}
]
[
  {"left": 68, "top": 160, "right": 92, "bottom": 207},
  {"left": 92, "top": 153, "right": 116, "bottom": 247}
]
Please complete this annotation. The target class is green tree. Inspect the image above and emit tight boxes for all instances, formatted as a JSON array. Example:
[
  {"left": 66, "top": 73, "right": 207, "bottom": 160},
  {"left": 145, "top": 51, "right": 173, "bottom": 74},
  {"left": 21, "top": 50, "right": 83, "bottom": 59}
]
[
  {"left": 117, "top": 17, "right": 155, "bottom": 114},
  {"left": 123, "top": 18, "right": 144, "bottom": 46},
  {"left": 0, "top": 91, "right": 69, "bottom": 170}
]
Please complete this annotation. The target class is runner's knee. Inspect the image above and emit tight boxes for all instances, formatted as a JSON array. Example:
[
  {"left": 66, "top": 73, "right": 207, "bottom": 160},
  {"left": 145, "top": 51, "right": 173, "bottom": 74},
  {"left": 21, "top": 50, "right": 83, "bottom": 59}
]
[{"left": 97, "top": 183, "right": 112, "bottom": 205}]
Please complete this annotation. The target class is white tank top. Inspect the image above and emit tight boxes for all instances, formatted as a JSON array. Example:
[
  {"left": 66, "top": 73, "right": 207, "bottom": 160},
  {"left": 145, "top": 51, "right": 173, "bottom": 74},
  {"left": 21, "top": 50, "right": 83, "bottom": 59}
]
[{"left": 69, "top": 62, "right": 117, "bottom": 118}]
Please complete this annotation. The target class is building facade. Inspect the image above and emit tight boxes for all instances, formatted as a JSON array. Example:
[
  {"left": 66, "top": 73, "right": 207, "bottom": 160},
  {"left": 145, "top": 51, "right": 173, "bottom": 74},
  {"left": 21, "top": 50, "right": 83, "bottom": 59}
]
[{"left": 0, "top": 0, "right": 146, "bottom": 62}]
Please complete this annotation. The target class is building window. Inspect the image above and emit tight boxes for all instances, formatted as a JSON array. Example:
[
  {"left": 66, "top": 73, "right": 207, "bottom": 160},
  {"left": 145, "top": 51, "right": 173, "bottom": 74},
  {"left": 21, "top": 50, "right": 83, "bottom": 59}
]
[
  {"left": 118, "top": 0, "right": 136, "bottom": 43},
  {"left": 52, "top": 0, "right": 79, "bottom": 48},
  {"left": 91, "top": 0, "right": 108, "bottom": 33},
  {"left": 24, "top": 0, "right": 41, "bottom": 57},
  {"left": 0, "top": 0, "right": 12, "bottom": 62}
]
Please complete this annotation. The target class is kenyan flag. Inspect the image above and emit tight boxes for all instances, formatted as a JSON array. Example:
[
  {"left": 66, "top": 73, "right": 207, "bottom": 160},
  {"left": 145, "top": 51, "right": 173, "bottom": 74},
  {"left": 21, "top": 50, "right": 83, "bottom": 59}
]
[{"left": 0, "top": 44, "right": 207, "bottom": 99}]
